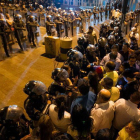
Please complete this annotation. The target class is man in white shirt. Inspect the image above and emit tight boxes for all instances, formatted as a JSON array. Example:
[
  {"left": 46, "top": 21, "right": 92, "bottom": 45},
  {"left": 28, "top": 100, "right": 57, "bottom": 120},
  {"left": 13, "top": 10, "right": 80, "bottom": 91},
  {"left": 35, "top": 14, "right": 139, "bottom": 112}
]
[
  {"left": 113, "top": 91, "right": 140, "bottom": 131},
  {"left": 90, "top": 89, "right": 115, "bottom": 136}
]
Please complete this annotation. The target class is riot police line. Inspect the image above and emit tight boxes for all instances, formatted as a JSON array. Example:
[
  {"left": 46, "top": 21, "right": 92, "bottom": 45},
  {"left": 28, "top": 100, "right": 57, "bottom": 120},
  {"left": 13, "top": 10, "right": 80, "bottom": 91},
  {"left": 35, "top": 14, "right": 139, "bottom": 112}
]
[
  {"left": 0, "top": 3, "right": 140, "bottom": 139},
  {"left": 0, "top": 2, "right": 126, "bottom": 60}
]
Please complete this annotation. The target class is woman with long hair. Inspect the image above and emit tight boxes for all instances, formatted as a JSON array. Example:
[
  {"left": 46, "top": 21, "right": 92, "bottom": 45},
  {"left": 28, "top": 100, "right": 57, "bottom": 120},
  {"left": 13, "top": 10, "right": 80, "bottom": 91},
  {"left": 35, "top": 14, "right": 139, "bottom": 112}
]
[
  {"left": 88, "top": 71, "right": 100, "bottom": 95},
  {"left": 67, "top": 104, "right": 93, "bottom": 140},
  {"left": 49, "top": 95, "right": 71, "bottom": 133}
]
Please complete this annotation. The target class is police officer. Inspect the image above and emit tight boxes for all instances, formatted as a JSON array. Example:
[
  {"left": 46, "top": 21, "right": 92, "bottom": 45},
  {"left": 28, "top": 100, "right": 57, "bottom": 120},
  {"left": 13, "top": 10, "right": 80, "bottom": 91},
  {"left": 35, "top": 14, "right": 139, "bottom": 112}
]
[
  {"left": 106, "top": 35, "right": 116, "bottom": 52},
  {"left": 54, "top": 14, "right": 63, "bottom": 37},
  {"left": 69, "top": 12, "right": 76, "bottom": 36},
  {"left": 0, "top": 105, "right": 30, "bottom": 140},
  {"left": 100, "top": 6, "right": 104, "bottom": 22},
  {"left": 93, "top": 6, "right": 97, "bottom": 21},
  {"left": 36, "top": 5, "right": 46, "bottom": 26},
  {"left": 110, "top": 26, "right": 121, "bottom": 43},
  {"left": 79, "top": 10, "right": 86, "bottom": 33},
  {"left": 14, "top": 14, "right": 27, "bottom": 51},
  {"left": 5, "top": 13, "right": 14, "bottom": 53},
  {"left": 45, "top": 15, "right": 55, "bottom": 36},
  {"left": 48, "top": 68, "right": 69, "bottom": 97},
  {"left": 0, "top": 13, "right": 10, "bottom": 57},
  {"left": 14, "top": 4, "right": 20, "bottom": 15},
  {"left": 86, "top": 44, "right": 99, "bottom": 64},
  {"left": 108, "top": 20, "right": 114, "bottom": 35},
  {"left": 24, "top": 80, "right": 48, "bottom": 121},
  {"left": 74, "top": 37, "right": 85, "bottom": 54},
  {"left": 67, "top": 50, "right": 83, "bottom": 78},
  {"left": 8, "top": 4, "right": 14, "bottom": 18},
  {"left": 63, "top": 12, "right": 70, "bottom": 37},
  {"left": 105, "top": 4, "right": 108, "bottom": 20},
  {"left": 21, "top": 5, "right": 28, "bottom": 22},
  {"left": 99, "top": 23, "right": 109, "bottom": 38},
  {"left": 97, "top": 37, "right": 107, "bottom": 59},
  {"left": 26, "top": 15, "right": 39, "bottom": 47}
]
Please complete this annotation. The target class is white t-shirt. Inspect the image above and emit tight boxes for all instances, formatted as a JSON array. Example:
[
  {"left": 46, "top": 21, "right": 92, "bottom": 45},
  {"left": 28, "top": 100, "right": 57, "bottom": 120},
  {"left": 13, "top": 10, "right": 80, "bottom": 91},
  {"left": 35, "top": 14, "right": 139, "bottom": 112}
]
[{"left": 49, "top": 104, "right": 71, "bottom": 133}]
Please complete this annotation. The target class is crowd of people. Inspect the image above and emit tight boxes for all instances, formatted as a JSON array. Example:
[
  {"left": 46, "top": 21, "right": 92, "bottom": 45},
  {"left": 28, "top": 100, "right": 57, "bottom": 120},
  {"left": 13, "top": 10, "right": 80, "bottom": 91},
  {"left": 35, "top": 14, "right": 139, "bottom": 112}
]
[
  {"left": 0, "top": 1, "right": 140, "bottom": 140},
  {"left": 0, "top": 1, "right": 133, "bottom": 58}
]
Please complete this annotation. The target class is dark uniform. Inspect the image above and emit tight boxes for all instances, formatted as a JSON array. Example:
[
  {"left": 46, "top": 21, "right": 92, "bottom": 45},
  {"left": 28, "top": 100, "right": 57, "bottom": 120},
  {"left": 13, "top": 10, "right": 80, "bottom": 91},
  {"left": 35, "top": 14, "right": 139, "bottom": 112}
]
[
  {"left": 54, "top": 15, "right": 63, "bottom": 37},
  {"left": 45, "top": 15, "right": 55, "bottom": 36},
  {"left": 0, "top": 14, "right": 10, "bottom": 57},
  {"left": 24, "top": 81, "right": 48, "bottom": 121},
  {"left": 0, "top": 105, "right": 29, "bottom": 140},
  {"left": 14, "top": 14, "right": 27, "bottom": 51},
  {"left": 26, "top": 15, "right": 39, "bottom": 47}
]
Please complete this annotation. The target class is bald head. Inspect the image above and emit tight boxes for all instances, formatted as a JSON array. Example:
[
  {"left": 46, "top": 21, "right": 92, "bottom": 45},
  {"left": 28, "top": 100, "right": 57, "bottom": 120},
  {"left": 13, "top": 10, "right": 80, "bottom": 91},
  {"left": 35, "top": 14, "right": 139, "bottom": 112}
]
[{"left": 99, "top": 89, "right": 111, "bottom": 102}]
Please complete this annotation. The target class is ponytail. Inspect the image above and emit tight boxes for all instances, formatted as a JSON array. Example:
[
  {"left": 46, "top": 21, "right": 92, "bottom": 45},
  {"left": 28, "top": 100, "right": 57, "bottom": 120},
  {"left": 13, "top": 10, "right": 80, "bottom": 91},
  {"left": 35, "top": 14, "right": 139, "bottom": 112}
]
[
  {"left": 58, "top": 101, "right": 65, "bottom": 120},
  {"left": 55, "top": 95, "right": 66, "bottom": 120}
]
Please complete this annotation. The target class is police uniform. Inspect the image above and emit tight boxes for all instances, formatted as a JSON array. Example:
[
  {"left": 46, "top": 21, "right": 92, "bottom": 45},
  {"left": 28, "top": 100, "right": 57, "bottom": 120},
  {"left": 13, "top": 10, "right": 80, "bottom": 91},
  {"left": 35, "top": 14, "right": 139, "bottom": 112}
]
[
  {"left": 0, "top": 15, "right": 10, "bottom": 57},
  {"left": 14, "top": 14, "right": 26, "bottom": 51}
]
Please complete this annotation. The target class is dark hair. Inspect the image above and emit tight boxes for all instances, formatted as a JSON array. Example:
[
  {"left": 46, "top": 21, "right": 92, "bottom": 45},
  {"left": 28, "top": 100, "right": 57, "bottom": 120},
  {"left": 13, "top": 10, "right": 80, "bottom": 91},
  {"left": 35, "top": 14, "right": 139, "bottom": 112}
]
[
  {"left": 89, "top": 26, "right": 93, "bottom": 30},
  {"left": 122, "top": 69, "right": 135, "bottom": 79},
  {"left": 71, "top": 104, "right": 93, "bottom": 138},
  {"left": 78, "top": 79, "right": 89, "bottom": 95},
  {"left": 88, "top": 72, "right": 99, "bottom": 94},
  {"left": 105, "top": 61, "right": 116, "bottom": 71},
  {"left": 103, "top": 77, "right": 113, "bottom": 89},
  {"left": 123, "top": 42, "right": 130, "bottom": 48},
  {"left": 121, "top": 62, "right": 130, "bottom": 69},
  {"left": 130, "top": 92, "right": 140, "bottom": 102},
  {"left": 55, "top": 95, "right": 67, "bottom": 120},
  {"left": 95, "top": 129, "right": 112, "bottom": 140},
  {"left": 128, "top": 54, "right": 137, "bottom": 60},
  {"left": 131, "top": 36, "right": 137, "bottom": 41},
  {"left": 39, "top": 115, "right": 54, "bottom": 140},
  {"left": 111, "top": 44, "right": 118, "bottom": 50}
]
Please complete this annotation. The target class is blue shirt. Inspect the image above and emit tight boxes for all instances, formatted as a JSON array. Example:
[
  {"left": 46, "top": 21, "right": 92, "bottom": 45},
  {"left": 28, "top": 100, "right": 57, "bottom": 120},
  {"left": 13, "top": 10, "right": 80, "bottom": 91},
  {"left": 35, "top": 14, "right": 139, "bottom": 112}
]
[{"left": 70, "top": 91, "right": 96, "bottom": 113}]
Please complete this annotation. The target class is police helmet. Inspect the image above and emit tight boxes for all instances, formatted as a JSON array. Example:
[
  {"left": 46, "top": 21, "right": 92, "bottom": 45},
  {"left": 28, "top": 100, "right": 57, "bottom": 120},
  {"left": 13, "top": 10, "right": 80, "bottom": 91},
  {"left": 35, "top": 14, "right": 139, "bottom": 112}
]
[
  {"left": 114, "top": 26, "right": 119, "bottom": 32},
  {"left": 98, "top": 37, "right": 107, "bottom": 47},
  {"left": 101, "top": 23, "right": 108, "bottom": 29},
  {"left": 108, "top": 35, "right": 115, "bottom": 41},
  {"left": 29, "top": 15, "right": 35, "bottom": 22},
  {"left": 110, "top": 20, "right": 114, "bottom": 28},
  {"left": 73, "top": 50, "right": 83, "bottom": 61},
  {"left": 39, "top": 5, "right": 43, "bottom": 9},
  {"left": 67, "top": 49, "right": 77, "bottom": 59},
  {"left": 63, "top": 12, "right": 67, "bottom": 16},
  {"left": 46, "top": 15, "right": 52, "bottom": 21},
  {"left": 77, "top": 37, "right": 85, "bottom": 45},
  {"left": 86, "top": 44, "right": 96, "bottom": 52},
  {"left": 51, "top": 68, "right": 69, "bottom": 81},
  {"left": 24, "top": 81, "right": 47, "bottom": 96},
  {"left": 14, "top": 14, "right": 22, "bottom": 21},
  {"left": 0, "top": 105, "right": 29, "bottom": 139}
]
